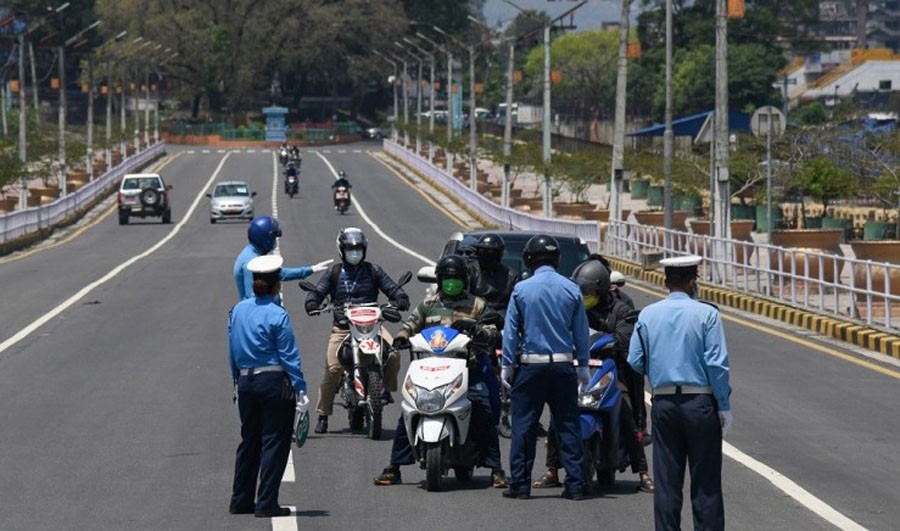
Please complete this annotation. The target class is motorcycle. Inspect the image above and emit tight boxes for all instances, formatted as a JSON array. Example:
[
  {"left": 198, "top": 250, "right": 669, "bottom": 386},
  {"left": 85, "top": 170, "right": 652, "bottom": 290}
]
[
  {"left": 284, "top": 174, "right": 298, "bottom": 198},
  {"left": 334, "top": 185, "right": 351, "bottom": 214},
  {"left": 299, "top": 272, "right": 412, "bottom": 440},
  {"left": 579, "top": 334, "right": 630, "bottom": 488},
  {"left": 401, "top": 314, "right": 500, "bottom": 492},
  {"left": 278, "top": 148, "right": 289, "bottom": 166}
]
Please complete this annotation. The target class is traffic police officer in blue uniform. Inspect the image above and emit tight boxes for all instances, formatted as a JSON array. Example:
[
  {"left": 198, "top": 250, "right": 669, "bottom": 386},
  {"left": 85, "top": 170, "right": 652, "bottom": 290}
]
[
  {"left": 500, "top": 234, "right": 590, "bottom": 500},
  {"left": 233, "top": 216, "right": 332, "bottom": 300},
  {"left": 628, "top": 255, "right": 733, "bottom": 530},
  {"left": 228, "top": 255, "right": 309, "bottom": 518}
]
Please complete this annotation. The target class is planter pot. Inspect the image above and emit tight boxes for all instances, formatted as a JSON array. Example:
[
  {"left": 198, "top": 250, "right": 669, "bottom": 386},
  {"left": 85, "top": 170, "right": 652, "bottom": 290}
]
[
  {"left": 92, "top": 163, "right": 107, "bottom": 175},
  {"left": 508, "top": 188, "right": 524, "bottom": 199},
  {"left": 756, "top": 206, "right": 784, "bottom": 233},
  {"left": 34, "top": 187, "right": 61, "bottom": 200},
  {"left": 689, "top": 219, "right": 755, "bottom": 263},
  {"left": 678, "top": 195, "right": 703, "bottom": 214},
  {"left": 863, "top": 220, "right": 897, "bottom": 241},
  {"left": 731, "top": 204, "right": 756, "bottom": 220},
  {"left": 822, "top": 217, "right": 852, "bottom": 243},
  {"left": 26, "top": 195, "right": 42, "bottom": 207},
  {"left": 770, "top": 229, "right": 844, "bottom": 283},
  {"left": 646, "top": 185, "right": 664, "bottom": 207},
  {"left": 0, "top": 197, "right": 17, "bottom": 211},
  {"left": 804, "top": 216, "right": 823, "bottom": 229},
  {"left": 630, "top": 179, "right": 650, "bottom": 199},
  {"left": 633, "top": 210, "right": 688, "bottom": 230},
  {"left": 66, "top": 180, "right": 86, "bottom": 194},
  {"left": 68, "top": 169, "right": 88, "bottom": 182},
  {"left": 553, "top": 202, "right": 592, "bottom": 217},
  {"left": 850, "top": 242, "right": 900, "bottom": 315}
]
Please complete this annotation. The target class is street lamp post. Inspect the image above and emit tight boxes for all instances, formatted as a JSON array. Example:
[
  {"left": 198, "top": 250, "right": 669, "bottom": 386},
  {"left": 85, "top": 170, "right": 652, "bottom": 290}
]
[
  {"left": 373, "top": 50, "right": 399, "bottom": 140},
  {"left": 417, "top": 31, "right": 452, "bottom": 171},
  {"left": 610, "top": 0, "right": 632, "bottom": 231},
  {"left": 403, "top": 37, "right": 436, "bottom": 162},
  {"left": 712, "top": 0, "right": 731, "bottom": 278},
  {"left": 663, "top": 0, "right": 674, "bottom": 243},
  {"left": 395, "top": 42, "right": 424, "bottom": 154}
]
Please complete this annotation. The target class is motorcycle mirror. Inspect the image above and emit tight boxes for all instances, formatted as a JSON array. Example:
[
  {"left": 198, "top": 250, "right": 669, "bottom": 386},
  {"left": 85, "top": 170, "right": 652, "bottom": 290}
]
[
  {"left": 416, "top": 266, "right": 437, "bottom": 284},
  {"left": 297, "top": 280, "right": 317, "bottom": 292},
  {"left": 480, "top": 311, "right": 502, "bottom": 327},
  {"left": 205, "top": 193, "right": 211, "bottom": 198},
  {"left": 382, "top": 306, "right": 402, "bottom": 323},
  {"left": 251, "top": 191, "right": 257, "bottom": 197},
  {"left": 396, "top": 270, "right": 413, "bottom": 287}
]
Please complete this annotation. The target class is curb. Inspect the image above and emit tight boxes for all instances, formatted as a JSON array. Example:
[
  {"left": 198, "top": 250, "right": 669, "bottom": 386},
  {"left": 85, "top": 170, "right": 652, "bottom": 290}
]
[{"left": 607, "top": 257, "right": 900, "bottom": 360}]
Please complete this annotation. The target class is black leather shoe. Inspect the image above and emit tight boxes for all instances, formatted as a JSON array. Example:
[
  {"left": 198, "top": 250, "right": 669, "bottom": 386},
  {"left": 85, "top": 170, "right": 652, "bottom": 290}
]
[
  {"left": 501, "top": 489, "right": 531, "bottom": 500},
  {"left": 561, "top": 489, "right": 587, "bottom": 501},
  {"left": 229, "top": 505, "right": 254, "bottom": 515},
  {"left": 314, "top": 415, "right": 328, "bottom": 434},
  {"left": 255, "top": 506, "right": 291, "bottom": 518}
]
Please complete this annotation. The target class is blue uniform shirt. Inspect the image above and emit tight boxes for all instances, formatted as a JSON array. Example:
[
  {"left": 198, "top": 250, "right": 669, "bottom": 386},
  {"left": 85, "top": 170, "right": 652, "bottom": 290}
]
[
  {"left": 628, "top": 292, "right": 731, "bottom": 411},
  {"left": 233, "top": 244, "right": 313, "bottom": 300},
  {"left": 502, "top": 265, "right": 590, "bottom": 367},
  {"left": 229, "top": 295, "right": 306, "bottom": 394}
]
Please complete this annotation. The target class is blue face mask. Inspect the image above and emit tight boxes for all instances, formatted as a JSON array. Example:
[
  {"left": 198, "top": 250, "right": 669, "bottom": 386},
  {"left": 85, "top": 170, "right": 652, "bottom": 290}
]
[{"left": 345, "top": 249, "right": 363, "bottom": 265}]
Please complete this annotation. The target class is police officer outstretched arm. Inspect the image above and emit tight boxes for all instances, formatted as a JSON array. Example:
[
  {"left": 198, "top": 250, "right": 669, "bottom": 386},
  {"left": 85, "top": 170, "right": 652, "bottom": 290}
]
[
  {"left": 234, "top": 216, "right": 332, "bottom": 301},
  {"left": 228, "top": 256, "right": 307, "bottom": 518},
  {"left": 627, "top": 255, "right": 731, "bottom": 531},
  {"left": 374, "top": 255, "right": 509, "bottom": 488}
]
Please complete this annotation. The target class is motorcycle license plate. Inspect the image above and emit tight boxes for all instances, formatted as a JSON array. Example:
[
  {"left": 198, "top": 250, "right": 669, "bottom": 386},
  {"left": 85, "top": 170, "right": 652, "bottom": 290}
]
[{"left": 335, "top": 190, "right": 349, "bottom": 199}]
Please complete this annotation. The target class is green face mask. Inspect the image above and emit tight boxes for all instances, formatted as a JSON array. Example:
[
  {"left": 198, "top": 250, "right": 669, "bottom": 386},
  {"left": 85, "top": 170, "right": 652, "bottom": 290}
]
[
  {"left": 583, "top": 294, "right": 600, "bottom": 310},
  {"left": 441, "top": 278, "right": 464, "bottom": 296}
]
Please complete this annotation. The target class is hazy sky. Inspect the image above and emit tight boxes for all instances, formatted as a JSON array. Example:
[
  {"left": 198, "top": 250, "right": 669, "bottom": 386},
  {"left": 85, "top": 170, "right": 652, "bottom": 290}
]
[{"left": 480, "top": 0, "right": 642, "bottom": 31}]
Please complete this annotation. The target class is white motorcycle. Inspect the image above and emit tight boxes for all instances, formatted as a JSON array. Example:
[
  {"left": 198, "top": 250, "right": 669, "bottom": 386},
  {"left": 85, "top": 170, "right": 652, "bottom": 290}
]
[
  {"left": 299, "top": 272, "right": 411, "bottom": 440},
  {"left": 400, "top": 314, "right": 500, "bottom": 491}
]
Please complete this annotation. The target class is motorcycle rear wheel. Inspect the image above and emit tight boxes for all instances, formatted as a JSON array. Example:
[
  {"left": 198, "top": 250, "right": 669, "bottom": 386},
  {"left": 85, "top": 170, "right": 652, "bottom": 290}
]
[
  {"left": 425, "top": 442, "right": 443, "bottom": 492},
  {"left": 366, "top": 368, "right": 383, "bottom": 440}
]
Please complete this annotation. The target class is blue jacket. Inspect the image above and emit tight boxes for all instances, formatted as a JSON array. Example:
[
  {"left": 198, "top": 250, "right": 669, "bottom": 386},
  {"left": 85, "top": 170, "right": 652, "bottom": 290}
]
[
  {"left": 233, "top": 244, "right": 313, "bottom": 300},
  {"left": 229, "top": 295, "right": 306, "bottom": 394}
]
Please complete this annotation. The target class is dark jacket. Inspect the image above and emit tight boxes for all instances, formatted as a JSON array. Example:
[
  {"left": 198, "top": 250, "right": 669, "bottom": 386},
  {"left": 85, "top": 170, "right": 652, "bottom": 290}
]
[
  {"left": 612, "top": 288, "right": 635, "bottom": 309},
  {"left": 587, "top": 297, "right": 634, "bottom": 364},
  {"left": 305, "top": 261, "right": 409, "bottom": 328},
  {"left": 473, "top": 263, "right": 519, "bottom": 319}
]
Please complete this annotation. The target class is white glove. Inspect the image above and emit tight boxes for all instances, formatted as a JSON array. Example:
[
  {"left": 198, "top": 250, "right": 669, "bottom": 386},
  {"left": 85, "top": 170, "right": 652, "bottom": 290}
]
[
  {"left": 577, "top": 366, "right": 591, "bottom": 392},
  {"left": 311, "top": 259, "right": 334, "bottom": 273},
  {"left": 719, "top": 410, "right": 733, "bottom": 438},
  {"left": 295, "top": 391, "right": 310, "bottom": 415},
  {"left": 500, "top": 366, "right": 513, "bottom": 390}
]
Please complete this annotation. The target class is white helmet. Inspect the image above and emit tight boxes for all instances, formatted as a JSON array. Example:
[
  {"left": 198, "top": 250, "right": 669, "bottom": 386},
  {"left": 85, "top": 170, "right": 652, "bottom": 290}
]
[{"left": 610, "top": 271, "right": 626, "bottom": 286}]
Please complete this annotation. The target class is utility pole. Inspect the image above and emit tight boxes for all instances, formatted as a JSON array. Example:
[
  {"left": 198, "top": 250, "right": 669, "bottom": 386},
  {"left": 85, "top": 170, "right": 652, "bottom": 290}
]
[
  {"left": 503, "top": 40, "right": 515, "bottom": 209},
  {"left": 58, "top": 45, "right": 67, "bottom": 196},
  {"left": 780, "top": 73, "right": 797, "bottom": 123},
  {"left": 470, "top": 44, "right": 478, "bottom": 192},
  {"left": 18, "top": 33, "right": 27, "bottom": 210},
  {"left": 86, "top": 54, "right": 94, "bottom": 179},
  {"left": 541, "top": 23, "right": 552, "bottom": 217},
  {"left": 713, "top": 0, "right": 731, "bottom": 274},
  {"left": 609, "top": 0, "right": 632, "bottom": 226},
  {"left": 663, "top": 0, "right": 674, "bottom": 244}
]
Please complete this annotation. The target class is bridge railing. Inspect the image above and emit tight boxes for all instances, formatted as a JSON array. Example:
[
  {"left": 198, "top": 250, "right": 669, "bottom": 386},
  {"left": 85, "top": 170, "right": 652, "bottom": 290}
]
[
  {"left": 385, "top": 139, "right": 898, "bottom": 332},
  {"left": 0, "top": 142, "right": 166, "bottom": 244}
]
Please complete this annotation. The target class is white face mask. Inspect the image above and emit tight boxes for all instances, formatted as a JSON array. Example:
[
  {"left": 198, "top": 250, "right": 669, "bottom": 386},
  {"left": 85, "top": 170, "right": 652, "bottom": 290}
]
[{"left": 345, "top": 249, "right": 363, "bottom": 265}]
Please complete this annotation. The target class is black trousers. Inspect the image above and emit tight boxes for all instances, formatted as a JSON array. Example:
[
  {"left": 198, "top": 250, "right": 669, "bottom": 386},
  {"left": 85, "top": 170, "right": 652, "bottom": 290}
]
[
  {"left": 230, "top": 372, "right": 295, "bottom": 513},
  {"left": 652, "top": 393, "right": 724, "bottom": 531},
  {"left": 390, "top": 379, "right": 501, "bottom": 470}
]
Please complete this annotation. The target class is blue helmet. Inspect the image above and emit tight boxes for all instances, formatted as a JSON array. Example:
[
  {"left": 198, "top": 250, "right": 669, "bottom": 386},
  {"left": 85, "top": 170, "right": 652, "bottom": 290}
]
[{"left": 248, "top": 216, "right": 282, "bottom": 253}]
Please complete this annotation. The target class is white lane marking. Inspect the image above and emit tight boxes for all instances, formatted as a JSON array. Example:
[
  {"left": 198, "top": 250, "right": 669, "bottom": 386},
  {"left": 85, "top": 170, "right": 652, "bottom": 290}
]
[
  {"left": 271, "top": 507, "right": 298, "bottom": 531},
  {"left": 323, "top": 146, "right": 861, "bottom": 530},
  {"left": 247, "top": 149, "right": 256, "bottom": 153},
  {"left": 641, "top": 392, "right": 865, "bottom": 531},
  {"left": 337, "top": 149, "right": 346, "bottom": 154},
  {"left": 352, "top": 149, "right": 362, "bottom": 153},
  {"left": 322, "top": 150, "right": 331, "bottom": 153},
  {"left": 281, "top": 450, "right": 295, "bottom": 483},
  {"left": 202, "top": 149, "right": 210, "bottom": 154},
  {"left": 314, "top": 151, "right": 435, "bottom": 266},
  {"left": 0, "top": 153, "right": 233, "bottom": 356},
  {"left": 186, "top": 150, "right": 195, "bottom": 154},
  {"left": 217, "top": 149, "right": 226, "bottom": 153}
]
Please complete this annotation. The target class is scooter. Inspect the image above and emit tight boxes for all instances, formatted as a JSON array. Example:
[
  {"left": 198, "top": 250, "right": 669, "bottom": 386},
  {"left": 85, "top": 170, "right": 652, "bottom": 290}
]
[
  {"left": 401, "top": 313, "right": 500, "bottom": 492},
  {"left": 278, "top": 148, "right": 289, "bottom": 166},
  {"left": 579, "top": 334, "right": 630, "bottom": 488},
  {"left": 299, "top": 272, "right": 411, "bottom": 440},
  {"left": 334, "top": 185, "right": 350, "bottom": 214},
  {"left": 284, "top": 174, "right": 298, "bottom": 198}
]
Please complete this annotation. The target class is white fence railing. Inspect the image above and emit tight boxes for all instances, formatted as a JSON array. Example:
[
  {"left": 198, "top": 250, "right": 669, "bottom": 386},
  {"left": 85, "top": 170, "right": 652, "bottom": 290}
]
[
  {"left": 385, "top": 140, "right": 899, "bottom": 332},
  {"left": 0, "top": 143, "right": 166, "bottom": 244}
]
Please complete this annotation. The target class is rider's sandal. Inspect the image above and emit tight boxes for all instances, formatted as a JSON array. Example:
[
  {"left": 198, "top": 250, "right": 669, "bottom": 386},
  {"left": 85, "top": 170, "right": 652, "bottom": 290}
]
[
  {"left": 532, "top": 469, "right": 562, "bottom": 488},
  {"left": 491, "top": 469, "right": 509, "bottom": 489},
  {"left": 373, "top": 467, "right": 401, "bottom": 486},
  {"left": 639, "top": 474, "right": 655, "bottom": 493}
]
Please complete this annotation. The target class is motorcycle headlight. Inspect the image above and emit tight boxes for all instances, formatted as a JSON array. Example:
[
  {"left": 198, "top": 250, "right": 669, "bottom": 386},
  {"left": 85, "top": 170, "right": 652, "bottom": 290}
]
[
  {"left": 579, "top": 372, "right": 612, "bottom": 409},
  {"left": 415, "top": 387, "right": 446, "bottom": 413},
  {"left": 404, "top": 375, "right": 417, "bottom": 401},
  {"left": 354, "top": 322, "right": 376, "bottom": 334}
]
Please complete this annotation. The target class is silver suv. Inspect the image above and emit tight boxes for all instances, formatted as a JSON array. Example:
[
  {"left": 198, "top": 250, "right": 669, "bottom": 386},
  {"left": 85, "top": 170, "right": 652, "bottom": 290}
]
[{"left": 118, "top": 173, "right": 172, "bottom": 225}]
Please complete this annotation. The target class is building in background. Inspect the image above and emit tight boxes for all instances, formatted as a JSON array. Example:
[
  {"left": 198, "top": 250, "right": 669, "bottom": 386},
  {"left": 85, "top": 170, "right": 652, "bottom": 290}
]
[{"left": 817, "top": 1, "right": 900, "bottom": 52}]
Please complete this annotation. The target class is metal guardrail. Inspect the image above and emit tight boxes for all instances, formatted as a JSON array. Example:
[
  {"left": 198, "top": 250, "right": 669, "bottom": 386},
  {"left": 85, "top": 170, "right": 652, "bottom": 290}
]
[
  {"left": 0, "top": 142, "right": 166, "bottom": 244},
  {"left": 386, "top": 139, "right": 899, "bottom": 332}
]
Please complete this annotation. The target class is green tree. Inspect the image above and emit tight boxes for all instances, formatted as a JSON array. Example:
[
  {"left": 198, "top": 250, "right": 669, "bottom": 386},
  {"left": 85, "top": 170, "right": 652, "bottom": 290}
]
[{"left": 798, "top": 156, "right": 857, "bottom": 212}]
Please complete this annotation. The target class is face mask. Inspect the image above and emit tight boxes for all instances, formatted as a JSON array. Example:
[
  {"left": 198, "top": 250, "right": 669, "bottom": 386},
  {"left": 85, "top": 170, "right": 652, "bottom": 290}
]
[
  {"left": 583, "top": 294, "right": 599, "bottom": 311},
  {"left": 441, "top": 278, "right": 464, "bottom": 297},
  {"left": 344, "top": 249, "right": 363, "bottom": 266}
]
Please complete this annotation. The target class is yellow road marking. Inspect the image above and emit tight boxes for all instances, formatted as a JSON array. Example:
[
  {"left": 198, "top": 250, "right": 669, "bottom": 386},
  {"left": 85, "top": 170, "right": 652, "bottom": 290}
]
[
  {"left": 628, "top": 281, "right": 900, "bottom": 380},
  {"left": 0, "top": 153, "right": 182, "bottom": 265},
  {"left": 367, "top": 151, "right": 467, "bottom": 229}
]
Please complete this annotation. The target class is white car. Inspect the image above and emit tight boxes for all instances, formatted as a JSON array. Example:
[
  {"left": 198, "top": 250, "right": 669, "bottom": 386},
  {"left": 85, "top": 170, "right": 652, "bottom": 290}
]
[
  {"left": 118, "top": 173, "right": 172, "bottom": 225},
  {"left": 206, "top": 181, "right": 256, "bottom": 223}
]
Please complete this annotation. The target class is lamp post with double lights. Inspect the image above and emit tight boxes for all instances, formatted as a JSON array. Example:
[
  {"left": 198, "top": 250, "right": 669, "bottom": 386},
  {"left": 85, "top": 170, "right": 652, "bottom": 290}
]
[
  {"left": 371, "top": 50, "right": 399, "bottom": 141},
  {"left": 403, "top": 37, "right": 437, "bottom": 161},
  {"left": 155, "top": 51, "right": 178, "bottom": 143},
  {"left": 87, "top": 30, "right": 126, "bottom": 180},
  {"left": 142, "top": 44, "right": 163, "bottom": 148},
  {"left": 415, "top": 31, "right": 453, "bottom": 171},
  {"left": 131, "top": 40, "right": 152, "bottom": 153},
  {"left": 394, "top": 41, "right": 424, "bottom": 154}
]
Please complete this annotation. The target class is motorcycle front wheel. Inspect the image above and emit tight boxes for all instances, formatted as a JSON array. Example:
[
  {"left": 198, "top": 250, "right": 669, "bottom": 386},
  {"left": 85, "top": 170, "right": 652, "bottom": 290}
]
[{"left": 425, "top": 442, "right": 443, "bottom": 492}]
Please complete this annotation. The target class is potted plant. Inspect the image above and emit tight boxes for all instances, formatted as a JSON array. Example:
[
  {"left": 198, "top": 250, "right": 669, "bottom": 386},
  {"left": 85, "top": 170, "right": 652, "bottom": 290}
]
[{"left": 797, "top": 156, "right": 857, "bottom": 230}]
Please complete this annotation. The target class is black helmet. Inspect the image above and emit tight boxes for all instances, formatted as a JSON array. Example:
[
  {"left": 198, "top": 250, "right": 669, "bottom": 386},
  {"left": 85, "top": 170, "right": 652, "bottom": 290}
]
[
  {"left": 475, "top": 233, "right": 505, "bottom": 269},
  {"left": 571, "top": 259, "right": 611, "bottom": 297},
  {"left": 435, "top": 254, "right": 469, "bottom": 290},
  {"left": 336, "top": 227, "right": 367, "bottom": 262},
  {"left": 523, "top": 234, "right": 560, "bottom": 271}
]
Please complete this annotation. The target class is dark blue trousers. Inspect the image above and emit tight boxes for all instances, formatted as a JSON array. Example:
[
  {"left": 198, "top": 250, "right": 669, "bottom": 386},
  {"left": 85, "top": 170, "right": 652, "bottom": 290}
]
[
  {"left": 508, "top": 362, "right": 586, "bottom": 495},
  {"left": 652, "top": 393, "right": 724, "bottom": 531},
  {"left": 390, "top": 379, "right": 501, "bottom": 470},
  {"left": 230, "top": 372, "right": 295, "bottom": 513}
]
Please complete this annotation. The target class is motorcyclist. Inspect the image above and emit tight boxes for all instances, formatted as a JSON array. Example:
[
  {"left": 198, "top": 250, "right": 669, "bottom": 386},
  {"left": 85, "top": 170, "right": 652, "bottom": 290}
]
[
  {"left": 233, "top": 216, "right": 332, "bottom": 301},
  {"left": 472, "top": 233, "right": 519, "bottom": 318},
  {"left": 455, "top": 235, "right": 482, "bottom": 293},
  {"left": 332, "top": 170, "right": 352, "bottom": 209},
  {"left": 373, "top": 255, "right": 508, "bottom": 488},
  {"left": 610, "top": 270, "right": 635, "bottom": 309},
  {"left": 304, "top": 227, "right": 410, "bottom": 434},
  {"left": 533, "top": 258, "right": 655, "bottom": 493},
  {"left": 290, "top": 145, "right": 302, "bottom": 166}
]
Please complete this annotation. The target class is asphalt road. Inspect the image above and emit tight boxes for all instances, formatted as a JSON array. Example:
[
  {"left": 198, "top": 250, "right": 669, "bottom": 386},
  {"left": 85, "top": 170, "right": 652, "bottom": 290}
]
[{"left": 0, "top": 142, "right": 897, "bottom": 530}]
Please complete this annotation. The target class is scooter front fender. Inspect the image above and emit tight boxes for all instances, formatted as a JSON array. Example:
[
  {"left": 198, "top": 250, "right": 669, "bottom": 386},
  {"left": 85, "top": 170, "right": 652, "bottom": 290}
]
[
  {"left": 580, "top": 413, "right": 602, "bottom": 441},
  {"left": 417, "top": 416, "right": 454, "bottom": 445}
]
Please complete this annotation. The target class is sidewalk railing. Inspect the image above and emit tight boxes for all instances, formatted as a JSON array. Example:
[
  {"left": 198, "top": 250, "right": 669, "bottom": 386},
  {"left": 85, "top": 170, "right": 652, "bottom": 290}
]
[
  {"left": 0, "top": 142, "right": 166, "bottom": 244},
  {"left": 385, "top": 139, "right": 900, "bottom": 333}
]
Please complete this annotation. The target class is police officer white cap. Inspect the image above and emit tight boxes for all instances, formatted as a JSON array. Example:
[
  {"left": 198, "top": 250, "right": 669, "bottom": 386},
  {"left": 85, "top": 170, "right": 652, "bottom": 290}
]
[
  {"left": 660, "top": 255, "right": 702, "bottom": 277},
  {"left": 247, "top": 254, "right": 283, "bottom": 274},
  {"left": 610, "top": 270, "right": 626, "bottom": 284}
]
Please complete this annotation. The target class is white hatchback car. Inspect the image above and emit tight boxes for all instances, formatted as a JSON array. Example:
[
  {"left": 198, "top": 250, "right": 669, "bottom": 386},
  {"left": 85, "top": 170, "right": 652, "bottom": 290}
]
[{"left": 206, "top": 181, "right": 256, "bottom": 223}]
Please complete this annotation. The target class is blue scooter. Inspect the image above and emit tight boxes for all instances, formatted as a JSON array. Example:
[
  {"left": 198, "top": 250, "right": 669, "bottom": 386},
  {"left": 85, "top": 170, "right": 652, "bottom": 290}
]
[{"left": 578, "top": 334, "right": 630, "bottom": 487}]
